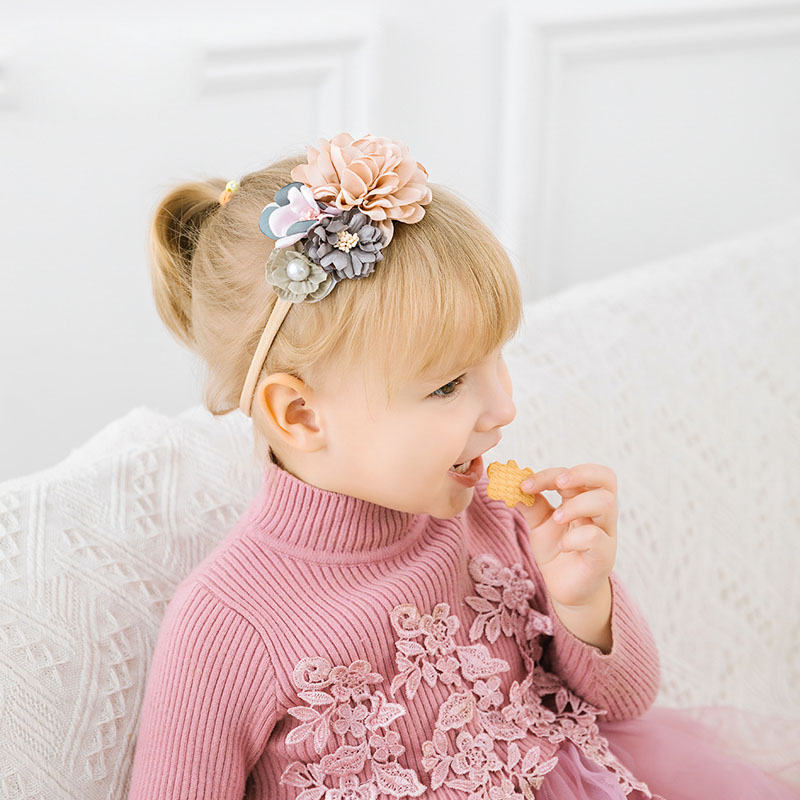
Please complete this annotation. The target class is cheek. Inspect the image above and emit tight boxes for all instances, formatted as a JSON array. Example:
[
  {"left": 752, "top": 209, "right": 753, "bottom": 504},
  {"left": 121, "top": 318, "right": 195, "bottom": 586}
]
[
  {"left": 422, "top": 409, "right": 469, "bottom": 456},
  {"left": 387, "top": 413, "right": 445, "bottom": 461}
]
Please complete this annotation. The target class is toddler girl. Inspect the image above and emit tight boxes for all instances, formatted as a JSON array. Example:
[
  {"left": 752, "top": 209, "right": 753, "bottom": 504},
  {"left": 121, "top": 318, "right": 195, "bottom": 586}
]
[{"left": 127, "top": 132, "right": 799, "bottom": 799}]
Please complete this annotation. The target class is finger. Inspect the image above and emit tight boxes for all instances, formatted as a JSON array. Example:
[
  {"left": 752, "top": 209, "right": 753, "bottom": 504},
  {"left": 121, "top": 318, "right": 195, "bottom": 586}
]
[
  {"left": 552, "top": 488, "right": 616, "bottom": 535},
  {"left": 560, "top": 524, "right": 605, "bottom": 553},
  {"left": 520, "top": 467, "right": 570, "bottom": 495},
  {"left": 513, "top": 489, "right": 555, "bottom": 531},
  {"left": 557, "top": 463, "right": 617, "bottom": 494}
]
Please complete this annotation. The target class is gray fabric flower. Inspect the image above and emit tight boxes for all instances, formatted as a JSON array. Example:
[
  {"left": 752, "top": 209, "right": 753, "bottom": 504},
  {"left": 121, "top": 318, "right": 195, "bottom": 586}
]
[
  {"left": 265, "top": 246, "right": 338, "bottom": 303},
  {"left": 303, "top": 207, "right": 387, "bottom": 280}
]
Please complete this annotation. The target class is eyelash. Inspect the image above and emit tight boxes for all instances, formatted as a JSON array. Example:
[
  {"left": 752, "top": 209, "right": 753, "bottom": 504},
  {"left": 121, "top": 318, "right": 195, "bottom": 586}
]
[{"left": 431, "top": 375, "right": 465, "bottom": 399}]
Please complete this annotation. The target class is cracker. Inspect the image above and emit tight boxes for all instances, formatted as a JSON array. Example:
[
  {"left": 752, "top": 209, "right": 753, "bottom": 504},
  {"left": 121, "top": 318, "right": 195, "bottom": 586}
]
[{"left": 486, "top": 459, "right": 536, "bottom": 508}]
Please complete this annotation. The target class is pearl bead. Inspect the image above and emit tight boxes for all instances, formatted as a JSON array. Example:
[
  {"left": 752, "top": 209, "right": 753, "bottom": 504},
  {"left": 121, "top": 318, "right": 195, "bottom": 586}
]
[{"left": 286, "top": 258, "right": 310, "bottom": 281}]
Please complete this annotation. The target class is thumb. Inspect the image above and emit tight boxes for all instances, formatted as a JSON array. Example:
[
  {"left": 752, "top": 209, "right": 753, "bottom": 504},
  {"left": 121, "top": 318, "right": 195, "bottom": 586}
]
[
  {"left": 514, "top": 491, "right": 554, "bottom": 531},
  {"left": 515, "top": 494, "right": 570, "bottom": 563}
]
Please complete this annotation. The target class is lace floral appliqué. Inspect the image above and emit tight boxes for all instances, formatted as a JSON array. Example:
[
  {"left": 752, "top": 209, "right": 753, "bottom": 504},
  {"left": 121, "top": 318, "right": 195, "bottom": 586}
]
[
  {"left": 278, "top": 656, "right": 426, "bottom": 799},
  {"left": 279, "top": 553, "right": 665, "bottom": 800}
]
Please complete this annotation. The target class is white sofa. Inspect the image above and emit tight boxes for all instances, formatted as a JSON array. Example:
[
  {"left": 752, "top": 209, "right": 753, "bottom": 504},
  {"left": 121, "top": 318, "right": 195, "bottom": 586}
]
[{"left": 2, "top": 216, "right": 799, "bottom": 798}]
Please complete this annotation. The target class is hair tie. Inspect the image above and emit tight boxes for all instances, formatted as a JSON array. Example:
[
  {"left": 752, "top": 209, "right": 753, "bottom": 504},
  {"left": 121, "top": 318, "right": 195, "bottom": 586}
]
[
  {"left": 238, "top": 132, "right": 432, "bottom": 417},
  {"left": 218, "top": 179, "right": 240, "bottom": 206}
]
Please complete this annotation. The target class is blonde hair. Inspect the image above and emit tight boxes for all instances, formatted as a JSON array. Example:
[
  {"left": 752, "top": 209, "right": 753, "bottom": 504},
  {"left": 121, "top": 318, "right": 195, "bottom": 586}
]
[{"left": 149, "top": 152, "right": 524, "bottom": 467}]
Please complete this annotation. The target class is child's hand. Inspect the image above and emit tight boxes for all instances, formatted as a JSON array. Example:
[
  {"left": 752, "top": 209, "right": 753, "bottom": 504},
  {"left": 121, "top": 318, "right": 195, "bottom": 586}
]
[{"left": 516, "top": 464, "right": 618, "bottom": 609}]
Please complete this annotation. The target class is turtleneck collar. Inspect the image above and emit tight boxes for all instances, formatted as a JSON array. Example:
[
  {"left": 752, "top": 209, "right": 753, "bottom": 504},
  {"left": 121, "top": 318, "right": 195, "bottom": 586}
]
[{"left": 247, "top": 461, "right": 430, "bottom": 562}]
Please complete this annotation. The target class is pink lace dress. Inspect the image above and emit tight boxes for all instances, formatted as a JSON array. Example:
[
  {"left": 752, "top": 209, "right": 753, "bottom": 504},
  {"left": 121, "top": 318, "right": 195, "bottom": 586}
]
[{"left": 279, "top": 552, "right": 800, "bottom": 799}]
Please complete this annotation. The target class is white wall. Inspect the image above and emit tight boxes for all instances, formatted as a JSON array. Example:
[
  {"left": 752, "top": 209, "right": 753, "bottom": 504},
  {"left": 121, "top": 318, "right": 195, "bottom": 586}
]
[{"left": 3, "top": 0, "right": 800, "bottom": 481}]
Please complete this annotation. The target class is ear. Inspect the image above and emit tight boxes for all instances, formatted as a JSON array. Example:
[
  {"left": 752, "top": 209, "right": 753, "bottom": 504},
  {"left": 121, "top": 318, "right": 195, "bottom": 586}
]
[{"left": 255, "top": 373, "right": 325, "bottom": 453}]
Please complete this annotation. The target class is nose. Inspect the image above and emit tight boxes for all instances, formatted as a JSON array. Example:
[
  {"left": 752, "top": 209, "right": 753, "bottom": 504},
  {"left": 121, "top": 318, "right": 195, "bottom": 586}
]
[
  {"left": 494, "top": 388, "right": 517, "bottom": 428},
  {"left": 478, "top": 366, "right": 516, "bottom": 431}
]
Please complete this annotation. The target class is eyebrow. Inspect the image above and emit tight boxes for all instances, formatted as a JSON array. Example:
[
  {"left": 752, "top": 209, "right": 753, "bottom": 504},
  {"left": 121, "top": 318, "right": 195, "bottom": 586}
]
[
  {"left": 418, "top": 345, "right": 506, "bottom": 387},
  {"left": 418, "top": 362, "right": 473, "bottom": 388}
]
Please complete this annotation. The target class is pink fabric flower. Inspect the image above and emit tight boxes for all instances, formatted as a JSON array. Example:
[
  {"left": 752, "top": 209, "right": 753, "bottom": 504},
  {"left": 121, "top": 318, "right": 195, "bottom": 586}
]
[
  {"left": 260, "top": 183, "right": 340, "bottom": 249},
  {"left": 290, "top": 132, "right": 433, "bottom": 246}
]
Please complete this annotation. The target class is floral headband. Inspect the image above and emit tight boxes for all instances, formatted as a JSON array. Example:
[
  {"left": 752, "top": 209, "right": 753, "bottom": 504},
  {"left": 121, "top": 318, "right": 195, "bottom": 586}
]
[{"left": 234, "top": 132, "right": 433, "bottom": 417}]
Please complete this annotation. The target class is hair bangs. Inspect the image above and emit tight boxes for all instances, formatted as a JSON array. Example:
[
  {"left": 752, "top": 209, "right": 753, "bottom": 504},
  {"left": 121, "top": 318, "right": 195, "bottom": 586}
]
[{"left": 354, "top": 184, "right": 524, "bottom": 405}]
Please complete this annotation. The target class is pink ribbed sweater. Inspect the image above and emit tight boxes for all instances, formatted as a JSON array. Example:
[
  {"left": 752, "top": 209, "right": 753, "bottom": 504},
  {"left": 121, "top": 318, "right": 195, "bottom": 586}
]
[{"left": 127, "top": 461, "right": 662, "bottom": 800}]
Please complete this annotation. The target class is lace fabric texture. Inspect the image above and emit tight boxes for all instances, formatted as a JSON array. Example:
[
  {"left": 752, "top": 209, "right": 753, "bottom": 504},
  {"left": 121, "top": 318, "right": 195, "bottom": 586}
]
[{"left": 279, "top": 553, "right": 664, "bottom": 800}]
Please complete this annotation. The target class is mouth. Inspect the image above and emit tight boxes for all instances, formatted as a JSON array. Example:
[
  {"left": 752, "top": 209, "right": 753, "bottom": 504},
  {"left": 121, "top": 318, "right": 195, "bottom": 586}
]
[
  {"left": 447, "top": 435, "right": 501, "bottom": 488},
  {"left": 447, "top": 454, "right": 484, "bottom": 487}
]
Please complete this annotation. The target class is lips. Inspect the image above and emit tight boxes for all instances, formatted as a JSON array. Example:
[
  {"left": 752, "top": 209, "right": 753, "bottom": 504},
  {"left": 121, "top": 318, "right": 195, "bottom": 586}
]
[
  {"left": 452, "top": 435, "right": 502, "bottom": 468},
  {"left": 447, "top": 454, "right": 484, "bottom": 487}
]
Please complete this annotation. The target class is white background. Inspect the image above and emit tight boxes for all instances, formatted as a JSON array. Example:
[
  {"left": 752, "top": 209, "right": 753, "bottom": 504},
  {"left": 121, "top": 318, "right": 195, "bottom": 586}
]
[{"left": 2, "top": 0, "right": 800, "bottom": 481}]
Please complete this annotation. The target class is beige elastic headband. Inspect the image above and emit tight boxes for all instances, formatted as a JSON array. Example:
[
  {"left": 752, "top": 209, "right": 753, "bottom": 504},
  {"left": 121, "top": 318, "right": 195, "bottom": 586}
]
[
  {"left": 238, "top": 297, "right": 292, "bottom": 416},
  {"left": 230, "top": 131, "right": 433, "bottom": 418}
]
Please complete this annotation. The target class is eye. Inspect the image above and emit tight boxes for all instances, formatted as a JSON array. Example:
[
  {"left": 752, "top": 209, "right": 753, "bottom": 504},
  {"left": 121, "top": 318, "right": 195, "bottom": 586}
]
[{"left": 431, "top": 375, "right": 465, "bottom": 399}]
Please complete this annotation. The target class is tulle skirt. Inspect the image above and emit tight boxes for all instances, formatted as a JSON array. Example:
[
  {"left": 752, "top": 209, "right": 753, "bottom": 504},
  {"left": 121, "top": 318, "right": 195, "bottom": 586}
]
[{"left": 536, "top": 704, "right": 800, "bottom": 800}]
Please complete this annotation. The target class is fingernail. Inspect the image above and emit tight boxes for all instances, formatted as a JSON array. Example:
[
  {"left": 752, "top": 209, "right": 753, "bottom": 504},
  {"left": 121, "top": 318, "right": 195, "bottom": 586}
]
[
  {"left": 557, "top": 473, "right": 569, "bottom": 487},
  {"left": 521, "top": 479, "right": 535, "bottom": 492},
  {"left": 554, "top": 508, "right": 564, "bottom": 521}
]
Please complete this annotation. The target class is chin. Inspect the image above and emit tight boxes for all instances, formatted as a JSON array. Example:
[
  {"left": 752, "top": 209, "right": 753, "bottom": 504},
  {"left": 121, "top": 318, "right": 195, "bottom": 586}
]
[{"left": 431, "top": 487, "right": 475, "bottom": 519}]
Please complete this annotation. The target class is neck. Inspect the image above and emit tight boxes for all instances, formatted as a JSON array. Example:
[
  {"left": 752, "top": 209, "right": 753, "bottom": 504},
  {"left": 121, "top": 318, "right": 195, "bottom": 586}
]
[{"left": 248, "top": 460, "right": 429, "bottom": 562}]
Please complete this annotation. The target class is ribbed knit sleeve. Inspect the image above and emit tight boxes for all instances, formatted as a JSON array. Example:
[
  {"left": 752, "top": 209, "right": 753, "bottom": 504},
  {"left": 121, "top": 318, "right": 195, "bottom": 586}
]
[
  {"left": 541, "top": 570, "right": 661, "bottom": 722},
  {"left": 127, "top": 580, "right": 276, "bottom": 800}
]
